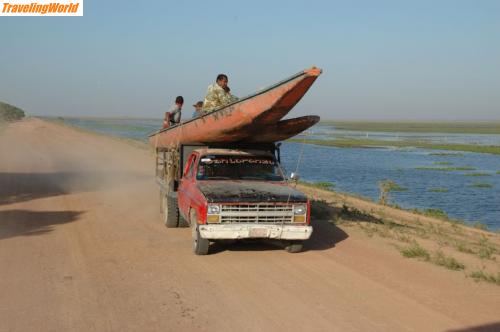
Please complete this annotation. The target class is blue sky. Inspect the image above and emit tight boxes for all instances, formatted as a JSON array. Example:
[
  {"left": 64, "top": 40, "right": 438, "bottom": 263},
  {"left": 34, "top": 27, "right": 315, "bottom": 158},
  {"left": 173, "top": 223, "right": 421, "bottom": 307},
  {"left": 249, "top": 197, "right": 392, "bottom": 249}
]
[{"left": 1, "top": 0, "right": 499, "bottom": 120}]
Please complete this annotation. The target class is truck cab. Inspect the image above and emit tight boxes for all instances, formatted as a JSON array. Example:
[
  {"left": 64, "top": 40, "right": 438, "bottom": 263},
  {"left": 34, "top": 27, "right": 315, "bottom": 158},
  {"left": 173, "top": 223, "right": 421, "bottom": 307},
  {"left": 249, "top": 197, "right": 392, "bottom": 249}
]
[{"left": 156, "top": 143, "right": 313, "bottom": 255}]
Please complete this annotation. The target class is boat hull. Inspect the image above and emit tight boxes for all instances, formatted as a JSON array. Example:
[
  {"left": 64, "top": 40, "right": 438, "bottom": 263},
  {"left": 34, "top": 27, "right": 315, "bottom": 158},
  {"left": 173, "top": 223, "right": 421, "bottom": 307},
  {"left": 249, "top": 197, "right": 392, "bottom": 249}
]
[
  {"left": 149, "top": 67, "right": 322, "bottom": 147},
  {"left": 246, "top": 116, "right": 320, "bottom": 142}
]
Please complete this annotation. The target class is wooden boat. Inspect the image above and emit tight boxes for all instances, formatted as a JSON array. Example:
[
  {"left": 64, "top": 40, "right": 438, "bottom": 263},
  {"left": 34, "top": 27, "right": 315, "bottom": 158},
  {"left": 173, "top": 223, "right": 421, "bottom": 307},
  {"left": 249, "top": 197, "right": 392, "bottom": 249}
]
[
  {"left": 246, "top": 115, "right": 320, "bottom": 143},
  {"left": 149, "top": 67, "right": 322, "bottom": 147}
]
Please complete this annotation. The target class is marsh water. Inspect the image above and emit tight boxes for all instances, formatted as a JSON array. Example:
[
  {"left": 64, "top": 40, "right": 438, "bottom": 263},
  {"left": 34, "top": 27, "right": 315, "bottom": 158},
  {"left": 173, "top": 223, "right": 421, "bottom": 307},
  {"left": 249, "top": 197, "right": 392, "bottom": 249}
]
[{"left": 54, "top": 117, "right": 500, "bottom": 230}]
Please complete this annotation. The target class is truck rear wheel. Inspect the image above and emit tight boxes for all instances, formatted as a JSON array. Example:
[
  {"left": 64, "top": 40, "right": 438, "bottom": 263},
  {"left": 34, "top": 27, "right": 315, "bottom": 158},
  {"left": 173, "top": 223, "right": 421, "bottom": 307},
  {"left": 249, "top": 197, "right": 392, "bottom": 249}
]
[
  {"left": 190, "top": 210, "right": 209, "bottom": 255},
  {"left": 162, "top": 194, "right": 179, "bottom": 228},
  {"left": 285, "top": 241, "right": 304, "bottom": 253}
]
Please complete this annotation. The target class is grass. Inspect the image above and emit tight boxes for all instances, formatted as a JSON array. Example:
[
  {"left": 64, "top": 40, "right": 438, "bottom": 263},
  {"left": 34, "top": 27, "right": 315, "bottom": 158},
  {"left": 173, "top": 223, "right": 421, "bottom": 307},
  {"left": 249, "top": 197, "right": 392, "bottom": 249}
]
[
  {"left": 313, "top": 181, "right": 335, "bottom": 190},
  {"left": 288, "top": 138, "right": 500, "bottom": 155},
  {"left": 429, "top": 152, "right": 464, "bottom": 157},
  {"left": 298, "top": 180, "right": 336, "bottom": 192},
  {"left": 432, "top": 250, "right": 465, "bottom": 270},
  {"left": 470, "top": 183, "right": 493, "bottom": 188},
  {"left": 415, "top": 166, "right": 476, "bottom": 171},
  {"left": 477, "top": 236, "right": 496, "bottom": 259},
  {"left": 0, "top": 120, "right": 6, "bottom": 134},
  {"left": 421, "top": 208, "right": 449, "bottom": 219},
  {"left": 401, "top": 244, "right": 465, "bottom": 271},
  {"left": 454, "top": 241, "right": 476, "bottom": 254},
  {"left": 428, "top": 188, "right": 449, "bottom": 193},
  {"left": 469, "top": 270, "right": 500, "bottom": 285},
  {"left": 400, "top": 243, "right": 430, "bottom": 260},
  {"left": 472, "top": 222, "right": 489, "bottom": 231},
  {"left": 320, "top": 121, "right": 500, "bottom": 134},
  {"left": 433, "top": 161, "right": 452, "bottom": 165},
  {"left": 497, "top": 171, "right": 500, "bottom": 174},
  {"left": 464, "top": 173, "right": 491, "bottom": 177}
]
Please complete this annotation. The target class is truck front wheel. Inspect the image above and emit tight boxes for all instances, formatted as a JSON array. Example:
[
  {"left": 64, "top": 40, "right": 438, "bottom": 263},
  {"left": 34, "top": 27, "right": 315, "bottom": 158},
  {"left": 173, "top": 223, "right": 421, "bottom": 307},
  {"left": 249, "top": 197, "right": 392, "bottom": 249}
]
[
  {"left": 162, "top": 194, "right": 179, "bottom": 228},
  {"left": 190, "top": 210, "right": 209, "bottom": 255},
  {"left": 285, "top": 241, "right": 304, "bottom": 253}
]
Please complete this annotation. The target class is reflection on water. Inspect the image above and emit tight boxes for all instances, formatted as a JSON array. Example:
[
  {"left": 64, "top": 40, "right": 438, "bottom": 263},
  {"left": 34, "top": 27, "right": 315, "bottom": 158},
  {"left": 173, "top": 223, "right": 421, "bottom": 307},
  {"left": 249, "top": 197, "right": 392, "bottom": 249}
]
[{"left": 56, "top": 118, "right": 500, "bottom": 230}]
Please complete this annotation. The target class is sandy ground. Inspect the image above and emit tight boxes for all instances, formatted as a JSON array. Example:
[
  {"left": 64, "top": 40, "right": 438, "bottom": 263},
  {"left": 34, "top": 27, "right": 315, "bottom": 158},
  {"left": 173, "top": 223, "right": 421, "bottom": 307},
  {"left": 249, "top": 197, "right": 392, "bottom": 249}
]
[{"left": 0, "top": 118, "right": 499, "bottom": 332}]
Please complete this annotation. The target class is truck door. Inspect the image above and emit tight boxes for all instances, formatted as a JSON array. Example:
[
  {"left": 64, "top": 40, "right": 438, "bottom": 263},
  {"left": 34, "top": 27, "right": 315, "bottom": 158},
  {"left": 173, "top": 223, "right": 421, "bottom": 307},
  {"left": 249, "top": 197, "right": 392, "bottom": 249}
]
[{"left": 178, "top": 153, "right": 198, "bottom": 217}]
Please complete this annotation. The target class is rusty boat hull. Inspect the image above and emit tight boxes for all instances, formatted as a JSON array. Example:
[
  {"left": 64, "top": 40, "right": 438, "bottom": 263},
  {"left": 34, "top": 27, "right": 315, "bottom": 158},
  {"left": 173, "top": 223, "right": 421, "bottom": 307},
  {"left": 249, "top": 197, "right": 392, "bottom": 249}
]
[
  {"left": 246, "top": 115, "right": 320, "bottom": 143},
  {"left": 149, "top": 67, "right": 322, "bottom": 147}
]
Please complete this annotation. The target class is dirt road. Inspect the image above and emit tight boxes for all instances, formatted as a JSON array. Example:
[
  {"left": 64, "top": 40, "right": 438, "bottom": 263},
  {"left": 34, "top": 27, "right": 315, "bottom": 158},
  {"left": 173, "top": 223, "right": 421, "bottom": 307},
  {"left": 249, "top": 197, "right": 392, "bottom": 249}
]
[{"left": 1, "top": 118, "right": 498, "bottom": 332}]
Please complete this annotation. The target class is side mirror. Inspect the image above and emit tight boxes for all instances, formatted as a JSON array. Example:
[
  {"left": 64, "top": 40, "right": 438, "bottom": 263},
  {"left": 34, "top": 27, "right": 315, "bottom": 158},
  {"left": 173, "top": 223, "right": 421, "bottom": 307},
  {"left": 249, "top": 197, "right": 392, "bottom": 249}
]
[{"left": 290, "top": 172, "right": 300, "bottom": 181}]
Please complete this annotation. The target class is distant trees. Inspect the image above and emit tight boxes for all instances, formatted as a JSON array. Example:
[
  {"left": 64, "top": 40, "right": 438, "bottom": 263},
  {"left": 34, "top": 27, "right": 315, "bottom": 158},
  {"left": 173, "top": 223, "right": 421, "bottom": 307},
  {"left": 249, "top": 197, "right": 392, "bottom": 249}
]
[{"left": 0, "top": 101, "right": 25, "bottom": 122}]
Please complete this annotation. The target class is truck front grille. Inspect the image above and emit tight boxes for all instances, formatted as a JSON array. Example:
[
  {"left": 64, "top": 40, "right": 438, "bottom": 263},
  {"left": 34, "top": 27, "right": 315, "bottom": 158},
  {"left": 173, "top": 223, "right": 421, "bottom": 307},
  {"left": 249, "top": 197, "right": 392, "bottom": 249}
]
[
  {"left": 221, "top": 204, "right": 293, "bottom": 212},
  {"left": 220, "top": 204, "right": 294, "bottom": 223}
]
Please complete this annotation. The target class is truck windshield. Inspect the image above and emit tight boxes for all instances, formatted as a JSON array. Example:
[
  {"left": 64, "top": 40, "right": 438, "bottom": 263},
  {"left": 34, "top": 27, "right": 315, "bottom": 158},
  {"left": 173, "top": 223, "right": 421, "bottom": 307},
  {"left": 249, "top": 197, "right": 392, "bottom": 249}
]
[{"left": 196, "top": 155, "right": 284, "bottom": 181}]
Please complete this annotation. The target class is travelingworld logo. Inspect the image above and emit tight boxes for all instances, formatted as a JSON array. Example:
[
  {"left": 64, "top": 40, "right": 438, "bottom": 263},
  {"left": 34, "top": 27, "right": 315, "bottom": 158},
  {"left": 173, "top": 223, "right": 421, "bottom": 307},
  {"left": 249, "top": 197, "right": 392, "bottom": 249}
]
[{"left": 1, "top": 0, "right": 83, "bottom": 16}]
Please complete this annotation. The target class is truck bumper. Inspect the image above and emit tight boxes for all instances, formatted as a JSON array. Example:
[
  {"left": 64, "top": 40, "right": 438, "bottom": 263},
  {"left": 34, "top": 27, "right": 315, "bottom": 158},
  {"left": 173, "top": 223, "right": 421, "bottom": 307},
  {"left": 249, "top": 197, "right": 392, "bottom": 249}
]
[{"left": 198, "top": 224, "right": 313, "bottom": 240}]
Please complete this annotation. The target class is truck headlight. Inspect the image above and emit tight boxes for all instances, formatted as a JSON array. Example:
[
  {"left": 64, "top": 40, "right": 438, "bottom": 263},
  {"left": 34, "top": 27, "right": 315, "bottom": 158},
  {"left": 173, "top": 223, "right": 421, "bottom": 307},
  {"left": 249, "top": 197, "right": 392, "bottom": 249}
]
[
  {"left": 293, "top": 204, "right": 307, "bottom": 223},
  {"left": 207, "top": 204, "right": 220, "bottom": 214},
  {"left": 293, "top": 204, "right": 306, "bottom": 215},
  {"left": 207, "top": 204, "right": 221, "bottom": 224}
]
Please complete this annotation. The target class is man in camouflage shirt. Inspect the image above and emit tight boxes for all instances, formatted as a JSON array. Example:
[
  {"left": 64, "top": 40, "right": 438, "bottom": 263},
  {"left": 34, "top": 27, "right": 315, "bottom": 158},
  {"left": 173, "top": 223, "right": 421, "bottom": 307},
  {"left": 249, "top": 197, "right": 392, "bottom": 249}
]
[{"left": 202, "top": 74, "right": 238, "bottom": 113}]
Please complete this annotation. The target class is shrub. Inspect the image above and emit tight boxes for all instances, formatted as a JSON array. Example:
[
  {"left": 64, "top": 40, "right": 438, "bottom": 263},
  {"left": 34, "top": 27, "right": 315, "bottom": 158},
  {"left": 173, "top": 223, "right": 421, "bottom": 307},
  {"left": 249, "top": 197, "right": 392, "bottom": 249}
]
[
  {"left": 0, "top": 101, "right": 25, "bottom": 122},
  {"left": 432, "top": 250, "right": 465, "bottom": 270},
  {"left": 400, "top": 243, "right": 430, "bottom": 260},
  {"left": 378, "top": 180, "right": 407, "bottom": 205}
]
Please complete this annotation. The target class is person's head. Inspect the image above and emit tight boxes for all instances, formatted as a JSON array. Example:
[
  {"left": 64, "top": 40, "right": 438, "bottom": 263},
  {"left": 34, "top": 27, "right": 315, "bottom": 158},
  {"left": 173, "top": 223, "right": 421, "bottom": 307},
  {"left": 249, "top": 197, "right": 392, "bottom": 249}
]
[
  {"left": 216, "top": 74, "right": 229, "bottom": 89},
  {"left": 193, "top": 101, "right": 203, "bottom": 111},
  {"left": 175, "top": 96, "right": 184, "bottom": 105}
]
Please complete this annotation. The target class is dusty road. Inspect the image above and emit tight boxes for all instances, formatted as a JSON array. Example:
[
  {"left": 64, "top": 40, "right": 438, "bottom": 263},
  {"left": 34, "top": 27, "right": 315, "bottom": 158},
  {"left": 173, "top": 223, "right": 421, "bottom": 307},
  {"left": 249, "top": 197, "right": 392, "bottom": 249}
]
[{"left": 0, "top": 118, "right": 499, "bottom": 332}]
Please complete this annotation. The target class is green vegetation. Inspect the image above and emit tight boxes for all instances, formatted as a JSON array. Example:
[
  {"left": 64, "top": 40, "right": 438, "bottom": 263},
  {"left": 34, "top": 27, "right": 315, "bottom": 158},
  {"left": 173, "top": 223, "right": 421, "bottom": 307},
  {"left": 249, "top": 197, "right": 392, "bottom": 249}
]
[
  {"left": 433, "top": 161, "right": 452, "bottom": 165},
  {"left": 454, "top": 241, "right": 476, "bottom": 254},
  {"left": 0, "top": 101, "right": 25, "bottom": 122},
  {"left": 428, "top": 188, "right": 449, "bottom": 193},
  {"left": 464, "top": 173, "right": 491, "bottom": 177},
  {"left": 400, "top": 243, "right": 430, "bottom": 260},
  {"left": 469, "top": 270, "right": 500, "bottom": 285},
  {"left": 497, "top": 171, "right": 500, "bottom": 175},
  {"left": 401, "top": 244, "right": 465, "bottom": 270},
  {"left": 472, "top": 222, "right": 489, "bottom": 231},
  {"left": 415, "top": 166, "right": 476, "bottom": 171},
  {"left": 298, "top": 180, "right": 336, "bottom": 191},
  {"left": 320, "top": 121, "right": 500, "bottom": 134},
  {"left": 313, "top": 181, "right": 336, "bottom": 190},
  {"left": 288, "top": 138, "right": 500, "bottom": 155},
  {"left": 378, "top": 180, "right": 407, "bottom": 205},
  {"left": 418, "top": 208, "right": 449, "bottom": 219},
  {"left": 432, "top": 250, "right": 465, "bottom": 270},
  {"left": 470, "top": 183, "right": 493, "bottom": 188},
  {"left": 429, "top": 152, "right": 464, "bottom": 157}
]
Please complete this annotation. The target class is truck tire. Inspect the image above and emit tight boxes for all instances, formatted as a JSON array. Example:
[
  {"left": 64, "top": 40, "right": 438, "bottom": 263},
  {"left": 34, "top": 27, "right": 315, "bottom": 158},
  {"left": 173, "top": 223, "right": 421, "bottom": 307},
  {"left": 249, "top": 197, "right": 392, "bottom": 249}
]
[
  {"left": 162, "top": 194, "right": 179, "bottom": 228},
  {"left": 190, "top": 210, "right": 209, "bottom": 255},
  {"left": 285, "top": 241, "right": 304, "bottom": 253},
  {"left": 178, "top": 215, "right": 189, "bottom": 228}
]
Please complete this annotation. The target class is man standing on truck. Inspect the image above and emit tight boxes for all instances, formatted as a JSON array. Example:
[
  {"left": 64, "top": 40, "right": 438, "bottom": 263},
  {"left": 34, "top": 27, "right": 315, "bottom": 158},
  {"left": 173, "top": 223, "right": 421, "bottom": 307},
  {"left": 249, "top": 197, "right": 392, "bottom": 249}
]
[
  {"left": 167, "top": 96, "right": 183, "bottom": 127},
  {"left": 202, "top": 74, "right": 238, "bottom": 113}
]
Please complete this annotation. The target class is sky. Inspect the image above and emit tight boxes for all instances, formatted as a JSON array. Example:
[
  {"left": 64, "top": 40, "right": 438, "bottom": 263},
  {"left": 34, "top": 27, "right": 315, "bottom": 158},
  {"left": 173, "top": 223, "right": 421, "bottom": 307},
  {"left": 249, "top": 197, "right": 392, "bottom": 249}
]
[{"left": 1, "top": 0, "right": 499, "bottom": 120}]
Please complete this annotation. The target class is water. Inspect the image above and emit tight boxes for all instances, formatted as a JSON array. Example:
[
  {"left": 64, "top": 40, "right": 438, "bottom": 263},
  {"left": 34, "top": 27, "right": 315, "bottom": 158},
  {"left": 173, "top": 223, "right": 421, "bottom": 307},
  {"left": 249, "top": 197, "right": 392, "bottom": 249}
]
[
  {"left": 53, "top": 117, "right": 500, "bottom": 230},
  {"left": 298, "top": 123, "right": 500, "bottom": 146},
  {"left": 281, "top": 143, "right": 500, "bottom": 230}
]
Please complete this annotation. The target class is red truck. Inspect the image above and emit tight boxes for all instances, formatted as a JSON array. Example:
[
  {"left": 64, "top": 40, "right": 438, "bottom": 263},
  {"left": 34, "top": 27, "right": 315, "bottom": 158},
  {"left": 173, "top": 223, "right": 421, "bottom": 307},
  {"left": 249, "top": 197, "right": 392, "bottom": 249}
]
[{"left": 156, "top": 143, "right": 313, "bottom": 255}]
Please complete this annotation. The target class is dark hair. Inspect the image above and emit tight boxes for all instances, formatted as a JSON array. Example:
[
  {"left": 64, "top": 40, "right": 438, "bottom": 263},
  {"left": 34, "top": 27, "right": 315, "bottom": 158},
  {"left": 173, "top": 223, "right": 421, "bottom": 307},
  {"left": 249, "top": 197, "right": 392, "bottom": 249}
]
[
  {"left": 216, "top": 74, "right": 228, "bottom": 82},
  {"left": 175, "top": 96, "right": 184, "bottom": 104}
]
